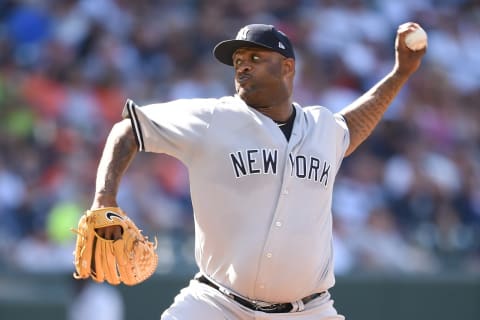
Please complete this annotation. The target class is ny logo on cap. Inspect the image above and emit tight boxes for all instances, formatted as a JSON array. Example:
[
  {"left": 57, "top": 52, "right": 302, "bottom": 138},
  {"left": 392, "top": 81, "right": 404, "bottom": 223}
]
[{"left": 236, "top": 27, "right": 250, "bottom": 40}]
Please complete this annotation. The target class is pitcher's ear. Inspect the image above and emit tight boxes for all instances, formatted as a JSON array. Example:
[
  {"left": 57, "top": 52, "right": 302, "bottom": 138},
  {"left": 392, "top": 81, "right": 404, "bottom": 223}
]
[{"left": 283, "top": 58, "right": 295, "bottom": 77}]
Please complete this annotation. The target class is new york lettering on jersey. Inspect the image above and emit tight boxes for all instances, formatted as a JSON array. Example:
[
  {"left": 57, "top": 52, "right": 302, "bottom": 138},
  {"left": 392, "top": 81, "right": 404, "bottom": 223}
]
[{"left": 229, "top": 148, "right": 331, "bottom": 186}]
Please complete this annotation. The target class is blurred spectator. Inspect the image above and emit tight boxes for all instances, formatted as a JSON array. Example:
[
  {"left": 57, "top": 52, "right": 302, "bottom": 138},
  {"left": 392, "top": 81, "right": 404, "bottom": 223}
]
[
  {"left": 68, "top": 281, "right": 125, "bottom": 320},
  {"left": 11, "top": 229, "right": 73, "bottom": 273},
  {"left": 353, "top": 206, "right": 439, "bottom": 273}
]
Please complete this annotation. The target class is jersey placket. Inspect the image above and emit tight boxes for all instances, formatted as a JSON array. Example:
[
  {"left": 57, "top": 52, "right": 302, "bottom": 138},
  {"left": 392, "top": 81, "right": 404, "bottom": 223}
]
[{"left": 253, "top": 125, "right": 303, "bottom": 298}]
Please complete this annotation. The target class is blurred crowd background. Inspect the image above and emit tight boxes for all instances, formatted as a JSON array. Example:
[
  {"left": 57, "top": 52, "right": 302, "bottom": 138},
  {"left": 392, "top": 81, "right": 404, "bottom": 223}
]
[{"left": 0, "top": 0, "right": 479, "bottom": 283}]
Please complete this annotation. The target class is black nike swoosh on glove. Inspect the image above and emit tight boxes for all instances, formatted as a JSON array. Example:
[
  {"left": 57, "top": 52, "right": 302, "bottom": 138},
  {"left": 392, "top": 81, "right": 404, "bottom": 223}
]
[{"left": 106, "top": 211, "right": 124, "bottom": 221}]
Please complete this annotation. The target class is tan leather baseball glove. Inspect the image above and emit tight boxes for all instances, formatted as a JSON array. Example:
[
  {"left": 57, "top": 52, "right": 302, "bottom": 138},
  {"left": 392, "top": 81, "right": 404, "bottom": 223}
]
[{"left": 72, "top": 207, "right": 158, "bottom": 286}]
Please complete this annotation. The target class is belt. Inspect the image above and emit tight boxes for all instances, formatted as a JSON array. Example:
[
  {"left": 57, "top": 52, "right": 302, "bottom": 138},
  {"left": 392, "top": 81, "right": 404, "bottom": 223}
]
[{"left": 196, "top": 275, "right": 324, "bottom": 313}]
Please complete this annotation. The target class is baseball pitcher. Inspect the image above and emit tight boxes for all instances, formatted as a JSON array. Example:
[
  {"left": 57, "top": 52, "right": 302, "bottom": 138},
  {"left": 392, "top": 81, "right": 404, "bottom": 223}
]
[{"left": 73, "top": 22, "right": 426, "bottom": 319}]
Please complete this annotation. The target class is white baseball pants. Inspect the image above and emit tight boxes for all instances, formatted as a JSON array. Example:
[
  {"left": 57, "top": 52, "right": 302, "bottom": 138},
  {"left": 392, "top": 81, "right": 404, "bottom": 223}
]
[{"left": 161, "top": 279, "right": 345, "bottom": 320}]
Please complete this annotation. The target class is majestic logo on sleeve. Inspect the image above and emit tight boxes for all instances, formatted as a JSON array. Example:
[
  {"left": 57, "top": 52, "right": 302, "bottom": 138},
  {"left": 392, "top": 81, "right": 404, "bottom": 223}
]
[{"left": 229, "top": 149, "right": 331, "bottom": 187}]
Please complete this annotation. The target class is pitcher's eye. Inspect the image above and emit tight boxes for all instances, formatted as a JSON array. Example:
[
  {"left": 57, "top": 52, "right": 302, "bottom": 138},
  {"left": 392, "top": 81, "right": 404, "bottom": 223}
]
[{"left": 252, "top": 55, "right": 260, "bottom": 61}]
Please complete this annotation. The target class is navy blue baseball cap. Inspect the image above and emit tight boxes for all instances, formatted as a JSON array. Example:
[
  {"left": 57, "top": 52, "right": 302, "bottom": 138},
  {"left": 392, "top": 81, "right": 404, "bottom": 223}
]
[{"left": 213, "top": 24, "right": 295, "bottom": 66}]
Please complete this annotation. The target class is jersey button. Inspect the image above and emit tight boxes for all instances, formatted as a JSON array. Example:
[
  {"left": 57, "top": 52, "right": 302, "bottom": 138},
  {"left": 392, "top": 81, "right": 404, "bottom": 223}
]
[
  {"left": 282, "top": 189, "right": 289, "bottom": 195},
  {"left": 266, "top": 253, "right": 273, "bottom": 258},
  {"left": 275, "top": 221, "right": 282, "bottom": 227}
]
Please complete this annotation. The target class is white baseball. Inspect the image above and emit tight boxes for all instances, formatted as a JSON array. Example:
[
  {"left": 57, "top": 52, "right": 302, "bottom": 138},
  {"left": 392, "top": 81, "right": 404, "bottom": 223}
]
[{"left": 405, "top": 27, "right": 428, "bottom": 51}]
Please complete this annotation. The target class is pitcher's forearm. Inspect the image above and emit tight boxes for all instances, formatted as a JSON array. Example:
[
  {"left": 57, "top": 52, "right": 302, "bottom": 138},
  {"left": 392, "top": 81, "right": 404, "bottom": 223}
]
[
  {"left": 340, "top": 71, "right": 408, "bottom": 156},
  {"left": 92, "top": 120, "right": 138, "bottom": 208}
]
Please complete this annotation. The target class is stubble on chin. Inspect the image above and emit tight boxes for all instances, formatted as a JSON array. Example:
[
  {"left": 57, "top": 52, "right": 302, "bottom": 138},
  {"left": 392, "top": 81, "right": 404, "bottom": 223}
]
[
  {"left": 236, "top": 82, "right": 271, "bottom": 110},
  {"left": 238, "top": 89, "right": 256, "bottom": 108}
]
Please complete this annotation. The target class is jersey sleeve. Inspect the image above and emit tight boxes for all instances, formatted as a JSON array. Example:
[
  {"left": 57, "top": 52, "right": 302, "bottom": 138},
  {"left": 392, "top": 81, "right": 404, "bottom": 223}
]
[
  {"left": 333, "top": 113, "right": 350, "bottom": 163},
  {"left": 122, "top": 98, "right": 215, "bottom": 162}
]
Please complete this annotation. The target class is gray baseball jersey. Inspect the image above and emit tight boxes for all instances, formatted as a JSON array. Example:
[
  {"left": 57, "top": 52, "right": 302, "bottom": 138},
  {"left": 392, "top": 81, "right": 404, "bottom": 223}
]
[{"left": 123, "top": 95, "right": 349, "bottom": 303}]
